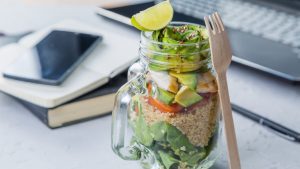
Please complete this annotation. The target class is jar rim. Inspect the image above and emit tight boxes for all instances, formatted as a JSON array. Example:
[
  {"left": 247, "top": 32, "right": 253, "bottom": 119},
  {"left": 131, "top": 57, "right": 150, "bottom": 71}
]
[
  {"left": 140, "top": 21, "right": 209, "bottom": 47},
  {"left": 139, "top": 51, "right": 210, "bottom": 67}
]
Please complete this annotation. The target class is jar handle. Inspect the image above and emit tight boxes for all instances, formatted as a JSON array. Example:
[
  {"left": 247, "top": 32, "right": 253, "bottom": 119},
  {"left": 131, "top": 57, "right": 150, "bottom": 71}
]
[{"left": 111, "top": 74, "right": 145, "bottom": 160}]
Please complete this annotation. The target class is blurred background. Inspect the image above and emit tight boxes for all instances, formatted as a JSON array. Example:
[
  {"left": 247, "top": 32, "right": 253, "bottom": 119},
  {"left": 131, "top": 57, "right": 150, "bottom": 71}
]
[
  {"left": 0, "top": 0, "right": 299, "bottom": 169},
  {"left": 0, "top": 0, "right": 140, "bottom": 34}
]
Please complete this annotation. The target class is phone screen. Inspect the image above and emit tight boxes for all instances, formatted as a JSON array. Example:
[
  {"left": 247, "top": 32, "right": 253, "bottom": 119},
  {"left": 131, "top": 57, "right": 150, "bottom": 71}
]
[{"left": 3, "top": 30, "right": 102, "bottom": 85}]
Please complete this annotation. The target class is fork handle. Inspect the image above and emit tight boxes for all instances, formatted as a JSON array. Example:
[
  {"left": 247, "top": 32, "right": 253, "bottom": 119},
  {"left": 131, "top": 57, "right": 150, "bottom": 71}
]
[{"left": 217, "top": 72, "right": 241, "bottom": 169}]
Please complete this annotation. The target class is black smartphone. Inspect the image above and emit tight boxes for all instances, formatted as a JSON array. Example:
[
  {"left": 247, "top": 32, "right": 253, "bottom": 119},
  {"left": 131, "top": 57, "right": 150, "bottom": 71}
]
[{"left": 3, "top": 30, "right": 102, "bottom": 85}]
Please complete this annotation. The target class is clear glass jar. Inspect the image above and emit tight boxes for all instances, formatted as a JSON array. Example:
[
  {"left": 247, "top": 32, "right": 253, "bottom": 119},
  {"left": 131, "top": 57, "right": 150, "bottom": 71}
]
[{"left": 112, "top": 22, "right": 222, "bottom": 169}]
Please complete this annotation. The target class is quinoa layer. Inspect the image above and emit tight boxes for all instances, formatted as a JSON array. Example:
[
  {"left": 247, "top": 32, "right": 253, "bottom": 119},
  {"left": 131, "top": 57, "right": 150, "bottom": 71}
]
[{"left": 139, "top": 93, "right": 219, "bottom": 147}]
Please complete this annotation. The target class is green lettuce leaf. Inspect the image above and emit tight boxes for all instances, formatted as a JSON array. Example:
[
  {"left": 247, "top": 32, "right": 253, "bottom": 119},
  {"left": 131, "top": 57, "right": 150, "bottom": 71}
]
[
  {"left": 166, "top": 124, "right": 195, "bottom": 153},
  {"left": 135, "top": 113, "right": 153, "bottom": 146},
  {"left": 158, "top": 151, "right": 179, "bottom": 169},
  {"left": 150, "top": 121, "right": 169, "bottom": 141},
  {"left": 179, "top": 149, "right": 206, "bottom": 166}
]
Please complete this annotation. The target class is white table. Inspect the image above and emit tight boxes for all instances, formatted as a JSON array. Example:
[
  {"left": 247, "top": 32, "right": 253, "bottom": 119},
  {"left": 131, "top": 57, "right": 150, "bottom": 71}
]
[{"left": 1, "top": 1, "right": 300, "bottom": 169}]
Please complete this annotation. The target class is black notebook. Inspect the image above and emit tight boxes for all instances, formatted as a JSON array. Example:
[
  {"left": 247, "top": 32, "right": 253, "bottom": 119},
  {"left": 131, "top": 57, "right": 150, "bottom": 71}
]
[{"left": 13, "top": 71, "right": 128, "bottom": 128}]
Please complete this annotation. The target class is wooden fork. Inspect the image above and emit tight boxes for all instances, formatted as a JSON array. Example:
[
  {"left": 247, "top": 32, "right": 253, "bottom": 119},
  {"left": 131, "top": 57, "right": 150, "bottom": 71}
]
[{"left": 204, "top": 12, "right": 241, "bottom": 169}]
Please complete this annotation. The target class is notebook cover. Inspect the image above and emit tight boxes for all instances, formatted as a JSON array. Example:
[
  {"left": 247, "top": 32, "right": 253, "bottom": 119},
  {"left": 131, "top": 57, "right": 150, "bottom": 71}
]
[{"left": 12, "top": 71, "right": 128, "bottom": 128}]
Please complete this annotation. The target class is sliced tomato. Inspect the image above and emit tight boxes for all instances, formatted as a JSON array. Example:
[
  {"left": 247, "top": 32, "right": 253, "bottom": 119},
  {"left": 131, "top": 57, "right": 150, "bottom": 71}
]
[
  {"left": 134, "top": 104, "right": 139, "bottom": 113},
  {"left": 147, "top": 83, "right": 152, "bottom": 94},
  {"left": 148, "top": 96, "right": 183, "bottom": 113}
]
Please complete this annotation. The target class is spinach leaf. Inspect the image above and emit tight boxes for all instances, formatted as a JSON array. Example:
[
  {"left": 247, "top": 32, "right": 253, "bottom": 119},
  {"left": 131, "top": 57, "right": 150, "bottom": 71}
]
[
  {"left": 148, "top": 122, "right": 209, "bottom": 168},
  {"left": 135, "top": 114, "right": 153, "bottom": 147},
  {"left": 150, "top": 121, "right": 169, "bottom": 142},
  {"left": 166, "top": 124, "right": 195, "bottom": 153},
  {"left": 158, "top": 151, "right": 179, "bottom": 169},
  {"left": 179, "top": 149, "right": 206, "bottom": 166}
]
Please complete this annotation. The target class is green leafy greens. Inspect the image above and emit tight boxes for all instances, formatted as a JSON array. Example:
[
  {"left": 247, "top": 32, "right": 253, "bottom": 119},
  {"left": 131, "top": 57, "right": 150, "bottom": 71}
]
[
  {"left": 148, "top": 25, "right": 210, "bottom": 73},
  {"left": 135, "top": 112, "right": 154, "bottom": 147},
  {"left": 133, "top": 117, "right": 208, "bottom": 169}
]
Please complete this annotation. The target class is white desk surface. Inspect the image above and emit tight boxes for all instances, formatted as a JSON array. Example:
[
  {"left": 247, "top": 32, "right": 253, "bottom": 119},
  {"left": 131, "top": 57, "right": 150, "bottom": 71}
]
[{"left": 0, "top": 1, "right": 300, "bottom": 169}]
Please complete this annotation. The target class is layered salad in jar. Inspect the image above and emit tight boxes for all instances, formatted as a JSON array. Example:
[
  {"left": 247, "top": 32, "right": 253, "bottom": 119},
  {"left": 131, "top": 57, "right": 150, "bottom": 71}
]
[
  {"left": 130, "top": 25, "right": 219, "bottom": 169},
  {"left": 129, "top": 1, "right": 219, "bottom": 169}
]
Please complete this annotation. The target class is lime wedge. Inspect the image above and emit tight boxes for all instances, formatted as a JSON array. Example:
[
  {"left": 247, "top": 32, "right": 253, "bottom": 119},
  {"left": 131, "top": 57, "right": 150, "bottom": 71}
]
[
  {"left": 131, "top": 1, "right": 173, "bottom": 31},
  {"left": 131, "top": 17, "right": 149, "bottom": 31}
]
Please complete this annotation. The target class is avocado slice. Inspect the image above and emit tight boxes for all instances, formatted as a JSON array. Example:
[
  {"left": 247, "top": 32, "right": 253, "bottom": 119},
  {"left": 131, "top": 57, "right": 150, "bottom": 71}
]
[
  {"left": 169, "top": 72, "right": 198, "bottom": 90},
  {"left": 156, "top": 87, "right": 175, "bottom": 105},
  {"left": 175, "top": 86, "right": 203, "bottom": 107}
]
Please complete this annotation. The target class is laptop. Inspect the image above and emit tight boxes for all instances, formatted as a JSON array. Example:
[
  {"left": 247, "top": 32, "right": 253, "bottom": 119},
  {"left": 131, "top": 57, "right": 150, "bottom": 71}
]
[{"left": 96, "top": 0, "right": 300, "bottom": 82}]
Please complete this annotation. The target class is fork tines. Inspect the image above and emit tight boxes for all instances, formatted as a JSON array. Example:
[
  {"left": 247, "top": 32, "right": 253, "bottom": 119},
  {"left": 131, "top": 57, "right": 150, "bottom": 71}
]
[{"left": 204, "top": 12, "right": 225, "bottom": 34}]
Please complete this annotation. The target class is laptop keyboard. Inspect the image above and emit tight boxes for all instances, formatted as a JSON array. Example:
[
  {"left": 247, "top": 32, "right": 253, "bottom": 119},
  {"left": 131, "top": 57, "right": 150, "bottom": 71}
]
[{"left": 156, "top": 0, "right": 300, "bottom": 48}]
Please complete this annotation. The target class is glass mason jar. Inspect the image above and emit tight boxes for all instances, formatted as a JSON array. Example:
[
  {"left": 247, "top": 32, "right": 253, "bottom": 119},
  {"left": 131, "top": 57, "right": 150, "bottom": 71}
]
[{"left": 112, "top": 22, "right": 222, "bottom": 169}]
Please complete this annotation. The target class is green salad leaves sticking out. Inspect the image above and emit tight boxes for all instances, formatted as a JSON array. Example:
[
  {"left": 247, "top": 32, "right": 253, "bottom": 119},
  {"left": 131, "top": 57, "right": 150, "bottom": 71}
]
[{"left": 148, "top": 25, "right": 210, "bottom": 73}]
